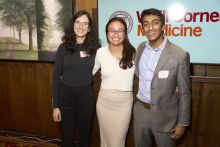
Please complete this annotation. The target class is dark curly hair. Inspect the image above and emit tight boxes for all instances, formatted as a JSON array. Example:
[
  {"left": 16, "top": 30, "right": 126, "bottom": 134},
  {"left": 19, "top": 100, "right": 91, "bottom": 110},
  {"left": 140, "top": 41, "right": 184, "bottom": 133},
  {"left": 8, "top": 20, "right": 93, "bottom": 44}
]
[
  {"left": 62, "top": 10, "right": 101, "bottom": 54},
  {"left": 105, "top": 17, "right": 136, "bottom": 69}
]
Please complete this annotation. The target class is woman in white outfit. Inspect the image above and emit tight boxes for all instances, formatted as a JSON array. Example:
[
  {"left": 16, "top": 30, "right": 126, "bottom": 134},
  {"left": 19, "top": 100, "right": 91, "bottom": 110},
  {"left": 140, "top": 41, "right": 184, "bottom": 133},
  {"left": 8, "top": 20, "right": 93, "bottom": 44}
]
[{"left": 93, "top": 17, "right": 136, "bottom": 147}]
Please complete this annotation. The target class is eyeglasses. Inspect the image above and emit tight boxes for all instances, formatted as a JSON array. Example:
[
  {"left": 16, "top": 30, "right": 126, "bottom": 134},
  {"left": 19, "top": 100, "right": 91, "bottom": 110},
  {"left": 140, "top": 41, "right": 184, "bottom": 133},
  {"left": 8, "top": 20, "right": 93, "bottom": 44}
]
[
  {"left": 74, "top": 21, "right": 89, "bottom": 27},
  {"left": 108, "top": 29, "right": 125, "bottom": 35}
]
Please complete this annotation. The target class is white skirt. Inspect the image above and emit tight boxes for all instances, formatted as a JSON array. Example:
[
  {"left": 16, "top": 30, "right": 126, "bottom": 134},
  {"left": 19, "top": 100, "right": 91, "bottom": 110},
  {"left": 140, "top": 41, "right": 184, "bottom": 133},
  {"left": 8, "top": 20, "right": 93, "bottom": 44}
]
[{"left": 96, "top": 89, "right": 133, "bottom": 147}]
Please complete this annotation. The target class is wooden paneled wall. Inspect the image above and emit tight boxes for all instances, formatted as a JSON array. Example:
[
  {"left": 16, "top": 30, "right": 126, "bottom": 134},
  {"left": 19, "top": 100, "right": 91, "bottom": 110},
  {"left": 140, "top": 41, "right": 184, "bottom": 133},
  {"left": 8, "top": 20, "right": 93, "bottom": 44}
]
[
  {"left": 190, "top": 77, "right": 220, "bottom": 147},
  {"left": 0, "top": 61, "right": 59, "bottom": 137},
  {"left": 75, "top": 0, "right": 97, "bottom": 16},
  {"left": 0, "top": 60, "right": 220, "bottom": 147}
]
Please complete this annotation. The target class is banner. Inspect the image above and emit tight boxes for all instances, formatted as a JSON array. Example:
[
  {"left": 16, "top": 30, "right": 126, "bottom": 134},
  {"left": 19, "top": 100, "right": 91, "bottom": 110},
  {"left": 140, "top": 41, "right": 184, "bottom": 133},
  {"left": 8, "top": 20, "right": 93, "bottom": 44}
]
[{"left": 98, "top": 0, "right": 220, "bottom": 63}]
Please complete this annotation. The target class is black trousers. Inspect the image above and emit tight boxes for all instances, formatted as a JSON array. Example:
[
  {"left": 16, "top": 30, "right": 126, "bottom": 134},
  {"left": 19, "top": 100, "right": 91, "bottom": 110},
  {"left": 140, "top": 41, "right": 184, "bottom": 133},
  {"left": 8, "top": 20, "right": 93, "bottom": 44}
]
[{"left": 58, "top": 84, "right": 95, "bottom": 147}]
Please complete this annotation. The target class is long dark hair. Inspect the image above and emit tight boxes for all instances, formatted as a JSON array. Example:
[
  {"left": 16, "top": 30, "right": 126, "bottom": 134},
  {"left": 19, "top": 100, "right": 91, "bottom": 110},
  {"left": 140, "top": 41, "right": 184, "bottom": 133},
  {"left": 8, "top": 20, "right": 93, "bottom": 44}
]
[
  {"left": 62, "top": 10, "right": 101, "bottom": 54},
  {"left": 105, "top": 17, "right": 136, "bottom": 69}
]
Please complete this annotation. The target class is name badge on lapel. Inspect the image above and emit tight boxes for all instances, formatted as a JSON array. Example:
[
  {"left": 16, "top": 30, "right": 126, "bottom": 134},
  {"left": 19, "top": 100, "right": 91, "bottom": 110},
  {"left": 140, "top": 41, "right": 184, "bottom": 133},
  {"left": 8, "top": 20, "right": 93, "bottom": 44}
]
[
  {"left": 80, "top": 51, "right": 90, "bottom": 58},
  {"left": 158, "top": 70, "right": 169, "bottom": 79}
]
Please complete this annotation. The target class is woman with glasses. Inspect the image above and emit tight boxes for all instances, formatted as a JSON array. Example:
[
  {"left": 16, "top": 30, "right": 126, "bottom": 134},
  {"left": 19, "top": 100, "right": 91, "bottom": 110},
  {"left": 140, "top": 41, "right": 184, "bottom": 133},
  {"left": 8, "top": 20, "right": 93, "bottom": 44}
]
[
  {"left": 52, "top": 10, "right": 101, "bottom": 147},
  {"left": 93, "top": 17, "right": 136, "bottom": 147}
]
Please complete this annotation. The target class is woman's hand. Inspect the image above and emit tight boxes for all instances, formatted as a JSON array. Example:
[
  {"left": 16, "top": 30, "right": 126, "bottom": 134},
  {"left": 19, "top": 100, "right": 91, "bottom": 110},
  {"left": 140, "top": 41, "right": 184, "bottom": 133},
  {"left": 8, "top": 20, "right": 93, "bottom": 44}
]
[{"left": 52, "top": 108, "right": 61, "bottom": 122}]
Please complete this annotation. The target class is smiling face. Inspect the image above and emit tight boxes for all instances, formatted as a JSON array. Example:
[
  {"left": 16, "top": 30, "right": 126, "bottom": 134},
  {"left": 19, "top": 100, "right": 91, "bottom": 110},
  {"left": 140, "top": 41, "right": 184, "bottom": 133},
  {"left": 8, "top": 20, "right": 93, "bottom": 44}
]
[
  {"left": 107, "top": 21, "right": 126, "bottom": 46},
  {"left": 142, "top": 14, "right": 165, "bottom": 47},
  {"left": 73, "top": 15, "right": 90, "bottom": 42}
]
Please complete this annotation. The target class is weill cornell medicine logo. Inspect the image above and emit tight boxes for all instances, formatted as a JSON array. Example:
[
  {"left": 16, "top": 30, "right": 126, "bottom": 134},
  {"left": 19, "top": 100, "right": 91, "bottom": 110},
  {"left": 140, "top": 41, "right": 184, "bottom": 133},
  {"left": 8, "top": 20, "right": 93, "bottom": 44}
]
[{"left": 110, "top": 11, "right": 133, "bottom": 33}]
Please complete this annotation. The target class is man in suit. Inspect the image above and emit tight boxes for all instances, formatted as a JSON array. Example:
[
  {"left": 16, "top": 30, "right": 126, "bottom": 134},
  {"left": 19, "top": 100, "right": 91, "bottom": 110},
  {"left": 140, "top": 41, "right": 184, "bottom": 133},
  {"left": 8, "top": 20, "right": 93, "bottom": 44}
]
[{"left": 133, "top": 8, "right": 191, "bottom": 147}]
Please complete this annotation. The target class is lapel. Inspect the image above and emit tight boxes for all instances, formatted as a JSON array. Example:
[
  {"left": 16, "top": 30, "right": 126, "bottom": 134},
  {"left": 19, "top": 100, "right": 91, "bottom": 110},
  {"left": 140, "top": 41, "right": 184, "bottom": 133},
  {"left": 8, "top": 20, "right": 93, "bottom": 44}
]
[
  {"left": 135, "top": 42, "right": 147, "bottom": 77},
  {"left": 136, "top": 45, "right": 145, "bottom": 66},
  {"left": 152, "top": 40, "right": 172, "bottom": 80}
]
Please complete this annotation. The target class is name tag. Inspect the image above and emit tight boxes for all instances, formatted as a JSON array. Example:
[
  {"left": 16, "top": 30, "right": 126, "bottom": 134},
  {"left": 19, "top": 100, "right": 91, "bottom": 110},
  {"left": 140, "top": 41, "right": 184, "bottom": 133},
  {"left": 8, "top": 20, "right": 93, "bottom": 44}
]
[
  {"left": 80, "top": 51, "right": 90, "bottom": 58},
  {"left": 158, "top": 70, "right": 169, "bottom": 79}
]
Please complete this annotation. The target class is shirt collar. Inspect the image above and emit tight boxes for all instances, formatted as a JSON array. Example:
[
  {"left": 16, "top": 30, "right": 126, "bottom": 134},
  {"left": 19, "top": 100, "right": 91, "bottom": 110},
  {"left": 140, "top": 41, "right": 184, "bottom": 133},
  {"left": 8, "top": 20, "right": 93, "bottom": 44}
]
[{"left": 146, "top": 36, "right": 167, "bottom": 52}]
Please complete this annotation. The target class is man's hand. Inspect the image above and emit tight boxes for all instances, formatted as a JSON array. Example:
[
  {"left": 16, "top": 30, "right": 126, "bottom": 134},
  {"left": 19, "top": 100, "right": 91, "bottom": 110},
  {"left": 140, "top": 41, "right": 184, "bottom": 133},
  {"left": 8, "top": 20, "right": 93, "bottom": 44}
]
[
  {"left": 170, "top": 125, "right": 186, "bottom": 139},
  {"left": 52, "top": 108, "right": 61, "bottom": 122}
]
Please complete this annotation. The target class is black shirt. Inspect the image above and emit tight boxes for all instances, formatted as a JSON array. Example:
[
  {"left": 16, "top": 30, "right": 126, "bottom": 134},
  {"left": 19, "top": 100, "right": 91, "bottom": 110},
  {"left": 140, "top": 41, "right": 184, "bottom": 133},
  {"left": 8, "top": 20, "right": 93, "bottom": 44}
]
[{"left": 52, "top": 43, "right": 95, "bottom": 108}]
